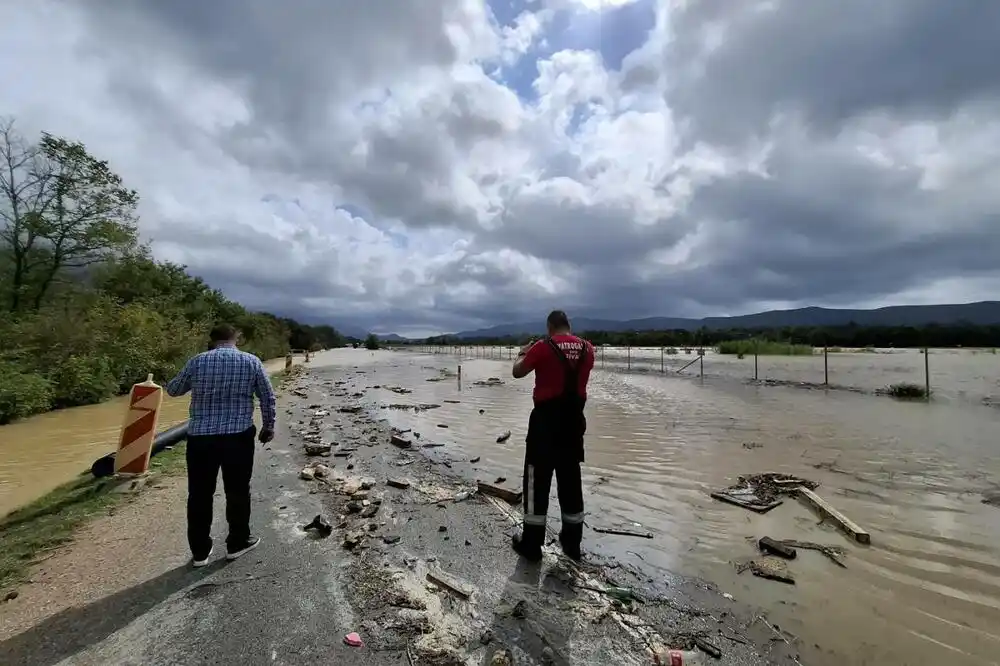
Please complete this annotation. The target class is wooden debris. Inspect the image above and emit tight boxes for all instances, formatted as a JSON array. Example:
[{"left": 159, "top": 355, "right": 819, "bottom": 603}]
[
  {"left": 758, "top": 536, "right": 796, "bottom": 559},
  {"left": 304, "top": 444, "right": 332, "bottom": 456},
  {"left": 710, "top": 492, "right": 782, "bottom": 513},
  {"left": 591, "top": 526, "right": 654, "bottom": 539},
  {"left": 749, "top": 559, "right": 795, "bottom": 584},
  {"left": 496, "top": 430, "right": 511, "bottom": 443},
  {"left": 779, "top": 539, "right": 847, "bottom": 568},
  {"left": 693, "top": 635, "right": 722, "bottom": 659},
  {"left": 387, "top": 478, "right": 411, "bottom": 489},
  {"left": 390, "top": 435, "right": 412, "bottom": 449},
  {"left": 477, "top": 482, "right": 522, "bottom": 505},
  {"left": 426, "top": 569, "right": 473, "bottom": 599},
  {"left": 796, "top": 487, "right": 871, "bottom": 544}
]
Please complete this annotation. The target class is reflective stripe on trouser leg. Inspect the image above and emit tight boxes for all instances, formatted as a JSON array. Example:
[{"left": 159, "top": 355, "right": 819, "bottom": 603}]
[
  {"left": 522, "top": 464, "right": 547, "bottom": 526},
  {"left": 561, "top": 512, "right": 584, "bottom": 524},
  {"left": 525, "top": 464, "right": 535, "bottom": 516}
]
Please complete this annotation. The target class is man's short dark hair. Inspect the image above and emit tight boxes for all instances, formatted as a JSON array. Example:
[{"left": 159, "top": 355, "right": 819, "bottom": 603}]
[
  {"left": 546, "top": 310, "right": 570, "bottom": 330},
  {"left": 209, "top": 323, "right": 238, "bottom": 343}
]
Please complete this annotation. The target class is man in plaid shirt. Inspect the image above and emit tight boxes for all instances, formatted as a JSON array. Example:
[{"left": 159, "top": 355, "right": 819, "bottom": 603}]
[{"left": 167, "top": 323, "right": 276, "bottom": 567}]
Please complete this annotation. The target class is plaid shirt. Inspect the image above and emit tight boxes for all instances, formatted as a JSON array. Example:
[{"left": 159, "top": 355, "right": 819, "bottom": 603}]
[{"left": 166, "top": 345, "right": 277, "bottom": 436}]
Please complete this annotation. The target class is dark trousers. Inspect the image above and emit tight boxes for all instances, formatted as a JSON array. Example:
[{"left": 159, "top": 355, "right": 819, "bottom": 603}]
[
  {"left": 521, "top": 458, "right": 585, "bottom": 541},
  {"left": 186, "top": 426, "right": 255, "bottom": 556}
]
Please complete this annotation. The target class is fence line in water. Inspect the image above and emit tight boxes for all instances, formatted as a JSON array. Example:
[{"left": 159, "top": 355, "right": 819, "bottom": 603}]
[{"left": 390, "top": 344, "right": 936, "bottom": 398}]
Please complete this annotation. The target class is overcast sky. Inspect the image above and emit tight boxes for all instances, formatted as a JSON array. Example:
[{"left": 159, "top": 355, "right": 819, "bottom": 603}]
[{"left": 3, "top": 0, "right": 999, "bottom": 336}]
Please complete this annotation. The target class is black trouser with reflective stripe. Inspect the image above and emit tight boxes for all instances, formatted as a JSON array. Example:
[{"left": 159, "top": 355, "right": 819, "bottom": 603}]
[
  {"left": 520, "top": 401, "right": 586, "bottom": 550},
  {"left": 522, "top": 458, "right": 584, "bottom": 535}
]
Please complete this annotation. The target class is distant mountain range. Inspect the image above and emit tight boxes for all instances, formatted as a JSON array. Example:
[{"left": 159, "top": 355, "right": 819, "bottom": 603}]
[{"left": 398, "top": 301, "right": 1000, "bottom": 341}]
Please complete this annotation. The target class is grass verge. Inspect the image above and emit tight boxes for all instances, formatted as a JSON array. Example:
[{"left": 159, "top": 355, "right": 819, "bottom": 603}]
[
  {"left": 717, "top": 339, "right": 815, "bottom": 356},
  {"left": 0, "top": 443, "right": 187, "bottom": 595}
]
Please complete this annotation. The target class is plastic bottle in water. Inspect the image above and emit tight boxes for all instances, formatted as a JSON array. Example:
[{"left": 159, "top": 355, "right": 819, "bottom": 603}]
[{"left": 653, "top": 649, "right": 704, "bottom": 665}]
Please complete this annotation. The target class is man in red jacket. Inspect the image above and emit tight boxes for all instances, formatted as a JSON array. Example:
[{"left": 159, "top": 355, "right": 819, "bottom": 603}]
[{"left": 510, "top": 310, "right": 594, "bottom": 561}]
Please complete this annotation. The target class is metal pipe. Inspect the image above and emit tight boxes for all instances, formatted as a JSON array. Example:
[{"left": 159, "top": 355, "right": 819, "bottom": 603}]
[{"left": 90, "top": 422, "right": 190, "bottom": 478}]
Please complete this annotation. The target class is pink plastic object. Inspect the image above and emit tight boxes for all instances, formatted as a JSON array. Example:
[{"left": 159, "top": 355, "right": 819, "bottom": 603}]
[{"left": 344, "top": 632, "right": 364, "bottom": 647}]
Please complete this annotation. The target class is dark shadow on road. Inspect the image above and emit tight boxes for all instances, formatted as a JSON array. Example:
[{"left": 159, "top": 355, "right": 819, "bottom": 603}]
[
  {"left": 482, "top": 552, "right": 582, "bottom": 665},
  {"left": 0, "top": 561, "right": 223, "bottom": 666}
]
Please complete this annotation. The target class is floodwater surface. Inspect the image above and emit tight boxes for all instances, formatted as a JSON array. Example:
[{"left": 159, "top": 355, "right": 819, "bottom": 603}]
[{"left": 349, "top": 349, "right": 1000, "bottom": 666}]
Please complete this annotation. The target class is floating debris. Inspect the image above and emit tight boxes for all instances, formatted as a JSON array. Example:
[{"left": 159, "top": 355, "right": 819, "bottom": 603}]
[
  {"left": 496, "top": 430, "right": 511, "bottom": 443},
  {"left": 710, "top": 473, "right": 818, "bottom": 513}
]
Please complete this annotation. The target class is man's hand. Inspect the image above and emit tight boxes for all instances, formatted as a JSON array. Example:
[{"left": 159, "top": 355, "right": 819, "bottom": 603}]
[
  {"left": 258, "top": 428, "right": 275, "bottom": 444},
  {"left": 517, "top": 340, "right": 534, "bottom": 358}
]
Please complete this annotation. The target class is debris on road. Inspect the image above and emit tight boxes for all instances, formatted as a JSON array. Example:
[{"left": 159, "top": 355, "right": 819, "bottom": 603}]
[
  {"left": 303, "top": 515, "right": 333, "bottom": 537},
  {"left": 778, "top": 539, "right": 847, "bottom": 568},
  {"left": 758, "top": 536, "right": 796, "bottom": 559},
  {"left": 710, "top": 473, "right": 817, "bottom": 513},
  {"left": 495, "top": 430, "right": 511, "bottom": 443},
  {"left": 339, "top": 405, "right": 364, "bottom": 414},
  {"left": 426, "top": 568, "right": 473, "bottom": 599},
  {"left": 469, "top": 456, "right": 481, "bottom": 464},
  {"left": 387, "top": 478, "right": 411, "bottom": 489},
  {"left": 797, "top": 487, "right": 871, "bottom": 544},
  {"left": 343, "top": 632, "right": 364, "bottom": 647},
  {"left": 304, "top": 443, "right": 332, "bottom": 456},
  {"left": 299, "top": 463, "right": 331, "bottom": 480},
  {"left": 391, "top": 434, "right": 413, "bottom": 449},
  {"left": 477, "top": 481, "right": 522, "bottom": 504},
  {"left": 737, "top": 558, "right": 796, "bottom": 585},
  {"left": 473, "top": 377, "right": 504, "bottom": 387},
  {"left": 591, "top": 524, "right": 654, "bottom": 539}
]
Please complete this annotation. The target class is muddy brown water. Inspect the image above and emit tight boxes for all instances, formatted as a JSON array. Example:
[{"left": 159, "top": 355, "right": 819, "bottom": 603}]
[
  {"left": 355, "top": 350, "right": 1000, "bottom": 666},
  {"left": 0, "top": 358, "right": 289, "bottom": 517},
  {"left": 2, "top": 348, "right": 999, "bottom": 665}
]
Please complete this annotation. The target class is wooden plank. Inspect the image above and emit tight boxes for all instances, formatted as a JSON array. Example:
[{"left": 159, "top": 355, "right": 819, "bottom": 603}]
[
  {"left": 591, "top": 526, "right": 654, "bottom": 539},
  {"left": 710, "top": 492, "right": 782, "bottom": 514},
  {"left": 796, "top": 487, "right": 871, "bottom": 545},
  {"left": 758, "top": 536, "right": 796, "bottom": 559},
  {"left": 426, "top": 569, "right": 473, "bottom": 599},
  {"left": 477, "top": 482, "right": 523, "bottom": 505},
  {"left": 390, "top": 435, "right": 412, "bottom": 449},
  {"left": 386, "top": 478, "right": 411, "bottom": 489}
]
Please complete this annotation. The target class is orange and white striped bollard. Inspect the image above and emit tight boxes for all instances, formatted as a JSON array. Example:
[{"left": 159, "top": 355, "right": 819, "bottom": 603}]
[{"left": 114, "top": 373, "right": 164, "bottom": 475}]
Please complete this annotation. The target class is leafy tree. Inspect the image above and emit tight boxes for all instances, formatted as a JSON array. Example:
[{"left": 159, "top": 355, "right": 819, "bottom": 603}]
[
  {"left": 364, "top": 333, "right": 380, "bottom": 350},
  {"left": 0, "top": 119, "right": 352, "bottom": 423},
  {"left": 0, "top": 119, "right": 139, "bottom": 312}
]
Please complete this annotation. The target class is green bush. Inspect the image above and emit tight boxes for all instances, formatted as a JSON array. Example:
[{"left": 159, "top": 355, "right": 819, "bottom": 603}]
[
  {"left": 47, "top": 354, "right": 119, "bottom": 408},
  {"left": 0, "top": 362, "right": 53, "bottom": 424}
]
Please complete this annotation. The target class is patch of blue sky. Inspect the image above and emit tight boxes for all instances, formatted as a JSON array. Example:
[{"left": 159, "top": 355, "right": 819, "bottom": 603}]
[{"left": 490, "top": 0, "right": 656, "bottom": 103}]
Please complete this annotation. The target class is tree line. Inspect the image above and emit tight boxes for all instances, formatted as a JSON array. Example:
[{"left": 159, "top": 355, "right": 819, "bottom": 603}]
[
  {"left": 417, "top": 322, "right": 1000, "bottom": 349},
  {"left": 0, "top": 119, "right": 346, "bottom": 424}
]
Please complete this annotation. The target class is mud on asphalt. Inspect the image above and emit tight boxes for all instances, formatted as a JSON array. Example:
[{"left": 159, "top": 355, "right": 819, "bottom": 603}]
[{"left": 279, "top": 361, "right": 804, "bottom": 666}]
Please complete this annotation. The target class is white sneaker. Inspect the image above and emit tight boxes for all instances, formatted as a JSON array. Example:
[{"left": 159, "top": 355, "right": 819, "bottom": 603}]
[
  {"left": 192, "top": 546, "right": 214, "bottom": 568},
  {"left": 226, "top": 536, "right": 261, "bottom": 561}
]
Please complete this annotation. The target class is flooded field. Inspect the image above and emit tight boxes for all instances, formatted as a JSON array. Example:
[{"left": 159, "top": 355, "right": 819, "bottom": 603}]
[
  {"left": 361, "top": 349, "right": 1000, "bottom": 666},
  {"left": 0, "top": 357, "right": 289, "bottom": 517},
  {"left": 424, "top": 344, "right": 1000, "bottom": 409}
]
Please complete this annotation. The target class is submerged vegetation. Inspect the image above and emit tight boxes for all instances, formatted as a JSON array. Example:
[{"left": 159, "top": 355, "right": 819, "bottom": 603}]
[
  {"left": 883, "top": 382, "right": 929, "bottom": 399},
  {"left": 716, "top": 339, "right": 814, "bottom": 356},
  {"left": 0, "top": 119, "right": 345, "bottom": 424}
]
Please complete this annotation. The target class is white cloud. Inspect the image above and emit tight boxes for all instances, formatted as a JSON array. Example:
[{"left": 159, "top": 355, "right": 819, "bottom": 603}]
[{"left": 2, "top": 0, "right": 999, "bottom": 334}]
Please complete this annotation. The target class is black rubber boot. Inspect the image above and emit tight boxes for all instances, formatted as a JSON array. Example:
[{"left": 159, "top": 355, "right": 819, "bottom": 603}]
[
  {"left": 512, "top": 524, "right": 544, "bottom": 561},
  {"left": 559, "top": 523, "right": 583, "bottom": 561}
]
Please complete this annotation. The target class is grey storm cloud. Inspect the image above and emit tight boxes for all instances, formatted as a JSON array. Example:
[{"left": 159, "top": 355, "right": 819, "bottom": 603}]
[{"left": 2, "top": 0, "right": 999, "bottom": 334}]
